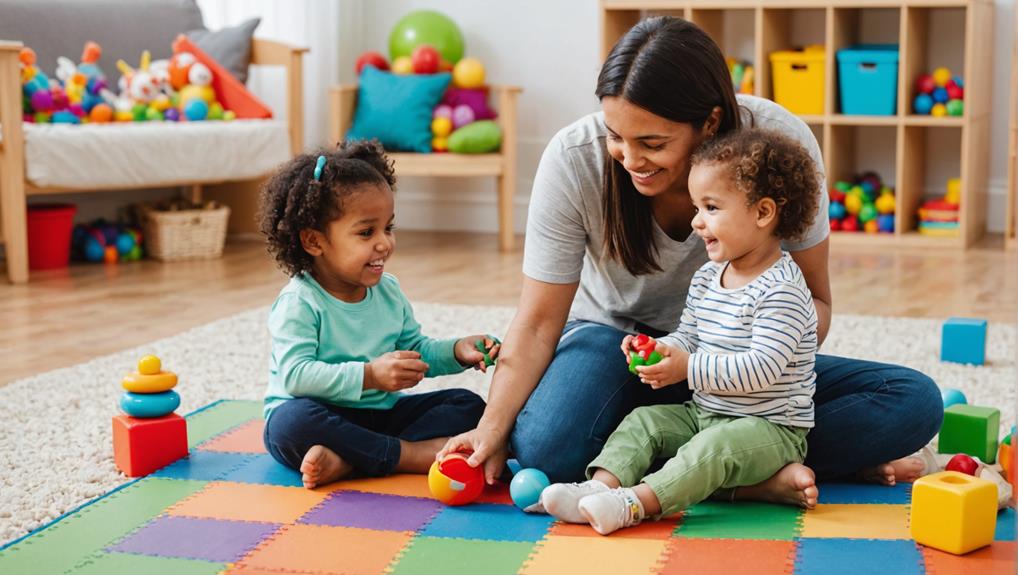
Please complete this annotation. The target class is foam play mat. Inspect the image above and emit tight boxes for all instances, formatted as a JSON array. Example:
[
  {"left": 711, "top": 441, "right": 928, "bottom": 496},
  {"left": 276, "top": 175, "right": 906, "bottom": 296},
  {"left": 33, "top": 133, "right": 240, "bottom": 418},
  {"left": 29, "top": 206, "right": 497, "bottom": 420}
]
[{"left": 1, "top": 400, "right": 1014, "bottom": 574}]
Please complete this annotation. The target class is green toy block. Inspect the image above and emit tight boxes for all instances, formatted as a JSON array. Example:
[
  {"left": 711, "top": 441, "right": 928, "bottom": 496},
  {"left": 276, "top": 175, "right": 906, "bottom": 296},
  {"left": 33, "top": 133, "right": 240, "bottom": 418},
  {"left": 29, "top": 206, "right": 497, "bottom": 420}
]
[{"left": 938, "top": 404, "right": 1000, "bottom": 463}]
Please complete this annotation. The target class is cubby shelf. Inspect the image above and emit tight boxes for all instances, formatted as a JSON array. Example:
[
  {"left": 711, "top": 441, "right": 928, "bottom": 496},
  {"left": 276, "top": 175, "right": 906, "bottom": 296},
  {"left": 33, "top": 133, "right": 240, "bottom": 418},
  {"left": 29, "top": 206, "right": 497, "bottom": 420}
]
[
  {"left": 1007, "top": 5, "right": 1017, "bottom": 250},
  {"left": 600, "top": 0, "right": 994, "bottom": 249}
]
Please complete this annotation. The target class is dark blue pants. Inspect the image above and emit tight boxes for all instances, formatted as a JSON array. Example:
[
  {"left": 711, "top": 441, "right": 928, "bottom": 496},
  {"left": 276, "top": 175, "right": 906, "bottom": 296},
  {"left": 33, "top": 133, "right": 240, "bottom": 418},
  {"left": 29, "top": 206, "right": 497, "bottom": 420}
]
[
  {"left": 510, "top": 321, "right": 944, "bottom": 483},
  {"left": 264, "top": 389, "right": 486, "bottom": 477}
]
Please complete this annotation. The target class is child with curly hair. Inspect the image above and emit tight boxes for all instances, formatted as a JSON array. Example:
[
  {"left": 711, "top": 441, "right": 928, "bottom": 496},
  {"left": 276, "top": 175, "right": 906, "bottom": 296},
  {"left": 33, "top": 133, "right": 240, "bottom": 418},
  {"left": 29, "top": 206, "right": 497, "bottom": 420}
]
[
  {"left": 539, "top": 128, "right": 822, "bottom": 534},
  {"left": 259, "top": 140, "right": 497, "bottom": 489}
]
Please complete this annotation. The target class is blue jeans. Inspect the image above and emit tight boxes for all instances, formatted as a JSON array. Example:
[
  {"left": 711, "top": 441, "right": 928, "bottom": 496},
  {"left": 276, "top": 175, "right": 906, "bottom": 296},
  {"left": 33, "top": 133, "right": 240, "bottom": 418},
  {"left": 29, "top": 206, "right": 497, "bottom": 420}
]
[
  {"left": 510, "top": 321, "right": 943, "bottom": 483},
  {"left": 265, "top": 389, "right": 485, "bottom": 477}
]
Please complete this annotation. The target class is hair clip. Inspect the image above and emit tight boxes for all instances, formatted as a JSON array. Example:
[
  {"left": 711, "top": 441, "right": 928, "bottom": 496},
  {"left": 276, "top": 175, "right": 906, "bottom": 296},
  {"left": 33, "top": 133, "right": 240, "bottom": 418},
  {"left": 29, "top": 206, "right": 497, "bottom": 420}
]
[{"left": 313, "top": 155, "right": 327, "bottom": 181}]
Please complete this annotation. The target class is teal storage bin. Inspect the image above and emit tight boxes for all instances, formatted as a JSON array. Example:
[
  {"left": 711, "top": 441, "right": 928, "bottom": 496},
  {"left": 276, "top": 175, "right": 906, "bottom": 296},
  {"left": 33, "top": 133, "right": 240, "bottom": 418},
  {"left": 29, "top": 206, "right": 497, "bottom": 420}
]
[{"left": 837, "top": 44, "right": 899, "bottom": 115}]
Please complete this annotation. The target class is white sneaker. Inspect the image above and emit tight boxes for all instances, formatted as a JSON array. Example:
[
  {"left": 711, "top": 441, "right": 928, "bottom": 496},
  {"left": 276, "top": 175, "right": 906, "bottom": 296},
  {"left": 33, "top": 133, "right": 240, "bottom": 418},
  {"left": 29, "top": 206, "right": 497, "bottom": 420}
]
[
  {"left": 578, "top": 487, "right": 645, "bottom": 535},
  {"left": 538, "top": 480, "right": 610, "bottom": 523}
]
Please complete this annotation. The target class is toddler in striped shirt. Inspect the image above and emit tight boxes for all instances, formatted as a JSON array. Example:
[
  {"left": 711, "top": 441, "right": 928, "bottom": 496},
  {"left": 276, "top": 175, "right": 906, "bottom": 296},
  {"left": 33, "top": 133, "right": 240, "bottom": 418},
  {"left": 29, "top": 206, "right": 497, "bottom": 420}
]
[{"left": 541, "top": 128, "right": 822, "bottom": 534}]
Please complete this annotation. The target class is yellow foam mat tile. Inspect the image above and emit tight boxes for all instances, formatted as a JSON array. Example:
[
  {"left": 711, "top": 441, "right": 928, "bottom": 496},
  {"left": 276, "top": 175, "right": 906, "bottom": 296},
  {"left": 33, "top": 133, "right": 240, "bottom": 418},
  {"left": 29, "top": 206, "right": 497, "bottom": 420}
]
[
  {"left": 800, "top": 504, "right": 910, "bottom": 540},
  {"left": 520, "top": 534, "right": 669, "bottom": 575}
]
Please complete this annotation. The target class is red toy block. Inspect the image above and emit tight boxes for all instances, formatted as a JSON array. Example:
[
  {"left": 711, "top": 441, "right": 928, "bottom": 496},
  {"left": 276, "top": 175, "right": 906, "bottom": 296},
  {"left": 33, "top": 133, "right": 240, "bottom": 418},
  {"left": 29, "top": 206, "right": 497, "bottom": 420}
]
[
  {"left": 112, "top": 413, "right": 188, "bottom": 477},
  {"left": 172, "top": 34, "right": 273, "bottom": 119}
]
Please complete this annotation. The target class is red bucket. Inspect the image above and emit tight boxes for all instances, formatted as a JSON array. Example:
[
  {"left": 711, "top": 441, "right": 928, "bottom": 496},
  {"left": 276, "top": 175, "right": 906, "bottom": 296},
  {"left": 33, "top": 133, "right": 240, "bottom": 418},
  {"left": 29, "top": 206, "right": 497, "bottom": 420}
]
[{"left": 27, "top": 203, "right": 77, "bottom": 270}]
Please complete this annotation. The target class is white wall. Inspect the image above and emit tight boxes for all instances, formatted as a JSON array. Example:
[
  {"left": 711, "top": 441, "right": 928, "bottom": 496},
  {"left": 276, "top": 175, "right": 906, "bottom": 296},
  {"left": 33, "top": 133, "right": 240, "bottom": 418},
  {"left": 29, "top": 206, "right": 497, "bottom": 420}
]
[{"left": 344, "top": 0, "right": 1016, "bottom": 234}]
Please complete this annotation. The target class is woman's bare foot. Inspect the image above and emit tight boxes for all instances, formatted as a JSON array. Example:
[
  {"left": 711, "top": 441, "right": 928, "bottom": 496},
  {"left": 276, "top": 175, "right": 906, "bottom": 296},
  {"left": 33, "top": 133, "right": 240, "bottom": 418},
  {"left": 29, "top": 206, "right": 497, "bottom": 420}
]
[
  {"left": 300, "top": 445, "right": 353, "bottom": 489},
  {"left": 860, "top": 456, "right": 926, "bottom": 486},
  {"left": 735, "top": 463, "right": 819, "bottom": 509},
  {"left": 396, "top": 437, "right": 450, "bottom": 473}
]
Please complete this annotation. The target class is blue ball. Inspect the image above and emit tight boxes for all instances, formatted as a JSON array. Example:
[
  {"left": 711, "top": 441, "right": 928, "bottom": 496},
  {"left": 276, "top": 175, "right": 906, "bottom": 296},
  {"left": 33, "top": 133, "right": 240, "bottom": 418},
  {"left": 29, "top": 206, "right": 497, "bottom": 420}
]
[
  {"left": 913, "top": 93, "right": 934, "bottom": 115},
  {"left": 941, "top": 387, "right": 967, "bottom": 410},
  {"left": 115, "top": 232, "right": 135, "bottom": 255},
  {"left": 932, "top": 87, "right": 949, "bottom": 104},
  {"left": 829, "top": 201, "right": 846, "bottom": 220},
  {"left": 952, "top": 75, "right": 964, "bottom": 88},
  {"left": 51, "top": 110, "right": 80, "bottom": 124},
  {"left": 184, "top": 99, "right": 208, "bottom": 121},
  {"left": 509, "top": 468, "right": 550, "bottom": 509},
  {"left": 83, "top": 236, "right": 104, "bottom": 262},
  {"left": 877, "top": 213, "right": 895, "bottom": 233}
]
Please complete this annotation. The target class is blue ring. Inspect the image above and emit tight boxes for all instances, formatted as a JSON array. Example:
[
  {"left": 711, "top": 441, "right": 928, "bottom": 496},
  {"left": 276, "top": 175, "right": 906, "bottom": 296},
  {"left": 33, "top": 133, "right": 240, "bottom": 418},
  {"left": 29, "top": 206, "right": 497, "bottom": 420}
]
[{"left": 313, "top": 155, "right": 327, "bottom": 181}]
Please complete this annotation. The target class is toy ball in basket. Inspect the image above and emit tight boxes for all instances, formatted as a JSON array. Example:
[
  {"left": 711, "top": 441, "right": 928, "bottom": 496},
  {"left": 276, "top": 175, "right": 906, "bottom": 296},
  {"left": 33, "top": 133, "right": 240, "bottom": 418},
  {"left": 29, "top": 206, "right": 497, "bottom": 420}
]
[{"left": 137, "top": 199, "right": 231, "bottom": 262}]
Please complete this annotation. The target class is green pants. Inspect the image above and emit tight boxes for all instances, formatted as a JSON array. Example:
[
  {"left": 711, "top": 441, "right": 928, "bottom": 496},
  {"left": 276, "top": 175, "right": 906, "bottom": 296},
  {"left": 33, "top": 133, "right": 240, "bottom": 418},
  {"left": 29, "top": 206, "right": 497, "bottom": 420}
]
[{"left": 587, "top": 402, "right": 809, "bottom": 516}]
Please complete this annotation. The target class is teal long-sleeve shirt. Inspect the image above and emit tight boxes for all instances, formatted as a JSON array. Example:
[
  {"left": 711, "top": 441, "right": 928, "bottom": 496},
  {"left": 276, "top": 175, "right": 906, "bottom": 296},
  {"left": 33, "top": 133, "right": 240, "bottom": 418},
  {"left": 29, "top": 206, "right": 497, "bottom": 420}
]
[{"left": 264, "top": 273, "right": 466, "bottom": 420}]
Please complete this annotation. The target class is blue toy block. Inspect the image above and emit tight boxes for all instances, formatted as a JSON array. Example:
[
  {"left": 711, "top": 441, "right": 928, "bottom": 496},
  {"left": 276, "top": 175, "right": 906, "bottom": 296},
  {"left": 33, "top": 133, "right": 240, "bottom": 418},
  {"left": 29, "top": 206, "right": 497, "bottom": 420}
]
[{"left": 941, "top": 317, "right": 987, "bottom": 365}]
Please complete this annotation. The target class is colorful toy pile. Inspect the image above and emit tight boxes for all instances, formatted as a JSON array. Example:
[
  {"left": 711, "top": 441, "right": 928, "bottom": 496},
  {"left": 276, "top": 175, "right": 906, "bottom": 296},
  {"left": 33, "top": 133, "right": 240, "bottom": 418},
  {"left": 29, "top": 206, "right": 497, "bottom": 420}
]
[
  {"left": 19, "top": 40, "right": 243, "bottom": 124},
  {"left": 355, "top": 10, "right": 503, "bottom": 154},
  {"left": 726, "top": 57, "right": 755, "bottom": 95},
  {"left": 917, "top": 177, "right": 960, "bottom": 237},
  {"left": 112, "top": 355, "right": 188, "bottom": 477},
  {"left": 828, "top": 172, "right": 895, "bottom": 233},
  {"left": 912, "top": 68, "right": 964, "bottom": 117},
  {"left": 71, "top": 220, "right": 143, "bottom": 264}
]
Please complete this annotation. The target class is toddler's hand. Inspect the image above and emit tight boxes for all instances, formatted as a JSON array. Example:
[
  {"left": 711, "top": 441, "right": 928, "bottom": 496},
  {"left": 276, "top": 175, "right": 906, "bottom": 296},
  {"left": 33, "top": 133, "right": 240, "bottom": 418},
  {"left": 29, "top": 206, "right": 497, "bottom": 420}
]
[
  {"left": 620, "top": 334, "right": 636, "bottom": 359},
  {"left": 635, "top": 343, "right": 688, "bottom": 389},
  {"left": 365, "top": 351, "right": 429, "bottom": 392},
  {"left": 455, "top": 336, "right": 501, "bottom": 373}
]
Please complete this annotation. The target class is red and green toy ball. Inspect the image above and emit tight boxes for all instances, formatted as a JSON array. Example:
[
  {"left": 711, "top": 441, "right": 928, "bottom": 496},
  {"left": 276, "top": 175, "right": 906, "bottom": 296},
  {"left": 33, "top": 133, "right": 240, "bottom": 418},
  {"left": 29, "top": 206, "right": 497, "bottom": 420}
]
[
  {"left": 628, "top": 334, "right": 662, "bottom": 375},
  {"left": 428, "top": 452, "right": 484, "bottom": 506},
  {"left": 389, "top": 10, "right": 465, "bottom": 65}
]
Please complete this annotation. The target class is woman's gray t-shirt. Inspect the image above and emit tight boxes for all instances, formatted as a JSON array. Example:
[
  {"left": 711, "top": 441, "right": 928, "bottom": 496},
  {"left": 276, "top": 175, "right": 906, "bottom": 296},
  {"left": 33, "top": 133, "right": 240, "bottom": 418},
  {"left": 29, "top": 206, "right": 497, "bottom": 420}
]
[{"left": 522, "top": 94, "right": 829, "bottom": 333}]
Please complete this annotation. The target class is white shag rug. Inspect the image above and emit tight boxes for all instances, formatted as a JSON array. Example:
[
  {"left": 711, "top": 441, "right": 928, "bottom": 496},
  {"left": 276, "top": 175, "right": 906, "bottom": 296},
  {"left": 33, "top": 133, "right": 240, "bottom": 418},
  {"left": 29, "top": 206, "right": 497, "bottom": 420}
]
[{"left": 0, "top": 304, "right": 1014, "bottom": 544}]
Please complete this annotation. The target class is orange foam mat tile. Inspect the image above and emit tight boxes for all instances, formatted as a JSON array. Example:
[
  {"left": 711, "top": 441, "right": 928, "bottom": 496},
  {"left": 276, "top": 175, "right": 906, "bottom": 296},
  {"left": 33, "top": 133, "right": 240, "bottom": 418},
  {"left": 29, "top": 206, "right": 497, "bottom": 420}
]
[
  {"left": 198, "top": 420, "right": 267, "bottom": 454},
  {"left": 333, "top": 474, "right": 434, "bottom": 498},
  {"left": 520, "top": 534, "right": 669, "bottom": 575},
  {"left": 168, "top": 482, "right": 329, "bottom": 524},
  {"left": 233, "top": 523, "right": 413, "bottom": 574},
  {"left": 549, "top": 515, "right": 682, "bottom": 540},
  {"left": 657, "top": 538, "right": 797, "bottom": 575},
  {"left": 799, "top": 504, "right": 911, "bottom": 540},
  {"left": 921, "top": 541, "right": 1017, "bottom": 575}
]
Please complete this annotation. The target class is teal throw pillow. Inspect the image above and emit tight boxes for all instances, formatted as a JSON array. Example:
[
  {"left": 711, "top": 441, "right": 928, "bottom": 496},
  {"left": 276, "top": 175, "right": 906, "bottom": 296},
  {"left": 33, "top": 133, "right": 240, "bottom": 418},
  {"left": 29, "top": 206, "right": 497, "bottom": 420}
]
[{"left": 347, "top": 67, "right": 451, "bottom": 153}]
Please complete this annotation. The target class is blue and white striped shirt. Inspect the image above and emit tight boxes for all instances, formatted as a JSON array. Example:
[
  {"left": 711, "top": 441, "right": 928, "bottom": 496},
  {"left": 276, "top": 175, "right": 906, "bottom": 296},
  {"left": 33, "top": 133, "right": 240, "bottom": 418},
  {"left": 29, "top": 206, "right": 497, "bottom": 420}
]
[{"left": 658, "top": 253, "right": 817, "bottom": 428}]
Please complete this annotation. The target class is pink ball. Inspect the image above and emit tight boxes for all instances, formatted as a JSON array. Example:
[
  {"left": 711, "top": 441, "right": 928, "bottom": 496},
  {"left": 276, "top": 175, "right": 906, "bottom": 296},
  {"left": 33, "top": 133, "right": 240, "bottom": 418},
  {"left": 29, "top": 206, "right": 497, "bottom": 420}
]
[
  {"left": 30, "top": 90, "right": 53, "bottom": 112},
  {"left": 433, "top": 104, "right": 452, "bottom": 119},
  {"left": 451, "top": 104, "right": 475, "bottom": 129},
  {"left": 51, "top": 89, "right": 69, "bottom": 111},
  {"left": 68, "top": 103, "right": 86, "bottom": 117}
]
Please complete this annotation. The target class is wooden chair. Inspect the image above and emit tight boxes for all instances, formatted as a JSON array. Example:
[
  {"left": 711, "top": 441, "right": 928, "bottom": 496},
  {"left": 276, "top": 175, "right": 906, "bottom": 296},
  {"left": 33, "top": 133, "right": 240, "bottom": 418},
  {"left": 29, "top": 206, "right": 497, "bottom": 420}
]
[
  {"left": 329, "top": 83, "right": 522, "bottom": 251},
  {"left": 0, "top": 39, "right": 307, "bottom": 283}
]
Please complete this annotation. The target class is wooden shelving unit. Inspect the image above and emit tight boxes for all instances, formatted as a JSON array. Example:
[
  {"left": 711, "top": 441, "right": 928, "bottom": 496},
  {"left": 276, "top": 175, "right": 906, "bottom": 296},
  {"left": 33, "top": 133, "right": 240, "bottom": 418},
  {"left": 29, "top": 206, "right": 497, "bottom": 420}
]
[
  {"left": 1006, "top": 5, "right": 1017, "bottom": 250},
  {"left": 601, "top": 0, "right": 994, "bottom": 249}
]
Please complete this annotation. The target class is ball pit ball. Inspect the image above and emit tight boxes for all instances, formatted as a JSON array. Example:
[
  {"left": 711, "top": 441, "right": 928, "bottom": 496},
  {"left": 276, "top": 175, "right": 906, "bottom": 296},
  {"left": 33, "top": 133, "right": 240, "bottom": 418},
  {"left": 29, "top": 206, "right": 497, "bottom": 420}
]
[
  {"left": 916, "top": 74, "right": 936, "bottom": 94},
  {"left": 452, "top": 57, "right": 485, "bottom": 89},
  {"left": 428, "top": 452, "right": 484, "bottom": 506},
  {"left": 433, "top": 104, "right": 452, "bottom": 119},
  {"left": 932, "top": 87, "right": 949, "bottom": 104},
  {"left": 431, "top": 116, "right": 453, "bottom": 138},
  {"left": 451, "top": 104, "right": 475, "bottom": 129},
  {"left": 184, "top": 99, "right": 209, "bottom": 121},
  {"left": 877, "top": 213, "right": 895, "bottom": 233},
  {"left": 932, "top": 67, "right": 952, "bottom": 87},
  {"left": 946, "top": 99, "right": 964, "bottom": 117},
  {"left": 931, "top": 103, "right": 947, "bottom": 118},
  {"left": 940, "top": 387, "right": 967, "bottom": 409},
  {"left": 913, "top": 93, "right": 933, "bottom": 115},
  {"left": 829, "top": 201, "right": 847, "bottom": 220},
  {"left": 945, "top": 453, "right": 979, "bottom": 476},
  {"left": 510, "top": 468, "right": 551, "bottom": 509}
]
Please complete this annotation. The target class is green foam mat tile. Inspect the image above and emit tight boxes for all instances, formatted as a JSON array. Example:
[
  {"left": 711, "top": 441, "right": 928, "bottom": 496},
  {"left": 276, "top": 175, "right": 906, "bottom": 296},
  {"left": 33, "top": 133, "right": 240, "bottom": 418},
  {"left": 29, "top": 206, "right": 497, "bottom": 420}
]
[
  {"left": 0, "top": 478, "right": 207, "bottom": 575},
  {"left": 68, "top": 551, "right": 226, "bottom": 575},
  {"left": 187, "top": 400, "right": 262, "bottom": 448},
  {"left": 389, "top": 536, "right": 536, "bottom": 575},
  {"left": 674, "top": 501, "right": 803, "bottom": 540}
]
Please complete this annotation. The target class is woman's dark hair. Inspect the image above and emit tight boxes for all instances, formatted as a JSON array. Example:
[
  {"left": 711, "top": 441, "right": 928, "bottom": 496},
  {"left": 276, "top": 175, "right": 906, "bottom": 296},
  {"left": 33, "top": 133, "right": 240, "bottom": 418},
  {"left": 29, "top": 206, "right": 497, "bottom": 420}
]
[
  {"left": 691, "top": 128, "right": 819, "bottom": 240},
  {"left": 596, "top": 16, "right": 741, "bottom": 275},
  {"left": 259, "top": 140, "right": 396, "bottom": 277}
]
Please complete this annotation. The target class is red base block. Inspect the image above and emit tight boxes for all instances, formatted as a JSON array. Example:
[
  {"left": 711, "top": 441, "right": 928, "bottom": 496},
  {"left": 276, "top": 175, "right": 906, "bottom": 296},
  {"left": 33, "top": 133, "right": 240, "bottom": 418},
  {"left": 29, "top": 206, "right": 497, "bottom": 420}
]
[{"left": 112, "top": 413, "right": 188, "bottom": 477}]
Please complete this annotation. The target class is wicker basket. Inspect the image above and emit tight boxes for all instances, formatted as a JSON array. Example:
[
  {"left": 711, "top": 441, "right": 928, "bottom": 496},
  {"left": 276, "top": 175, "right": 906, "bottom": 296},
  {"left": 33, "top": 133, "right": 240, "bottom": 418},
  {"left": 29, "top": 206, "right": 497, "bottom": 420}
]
[{"left": 140, "top": 204, "right": 231, "bottom": 261}]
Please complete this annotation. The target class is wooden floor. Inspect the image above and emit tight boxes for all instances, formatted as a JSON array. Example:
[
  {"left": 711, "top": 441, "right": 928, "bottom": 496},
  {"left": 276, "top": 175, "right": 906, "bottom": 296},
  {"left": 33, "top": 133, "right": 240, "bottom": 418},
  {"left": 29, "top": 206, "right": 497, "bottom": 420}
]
[{"left": 1, "top": 231, "right": 1014, "bottom": 385}]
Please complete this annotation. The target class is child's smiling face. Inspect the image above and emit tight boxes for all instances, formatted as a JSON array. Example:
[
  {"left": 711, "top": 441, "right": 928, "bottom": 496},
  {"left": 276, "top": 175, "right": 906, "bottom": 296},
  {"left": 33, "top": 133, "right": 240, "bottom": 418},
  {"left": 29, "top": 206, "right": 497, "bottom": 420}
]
[
  {"left": 688, "top": 162, "right": 776, "bottom": 263},
  {"left": 302, "top": 183, "right": 395, "bottom": 302}
]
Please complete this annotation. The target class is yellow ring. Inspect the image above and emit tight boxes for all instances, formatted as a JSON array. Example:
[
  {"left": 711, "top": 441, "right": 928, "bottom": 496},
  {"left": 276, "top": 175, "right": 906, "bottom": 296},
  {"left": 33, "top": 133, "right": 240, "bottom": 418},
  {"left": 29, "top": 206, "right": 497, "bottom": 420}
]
[{"left": 122, "top": 372, "right": 178, "bottom": 393}]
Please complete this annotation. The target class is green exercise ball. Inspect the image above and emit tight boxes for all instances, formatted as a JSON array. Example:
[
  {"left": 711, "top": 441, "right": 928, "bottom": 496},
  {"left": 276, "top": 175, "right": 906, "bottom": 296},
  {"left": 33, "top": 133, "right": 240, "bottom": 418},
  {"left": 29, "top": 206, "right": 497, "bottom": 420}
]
[{"left": 389, "top": 10, "right": 465, "bottom": 64}]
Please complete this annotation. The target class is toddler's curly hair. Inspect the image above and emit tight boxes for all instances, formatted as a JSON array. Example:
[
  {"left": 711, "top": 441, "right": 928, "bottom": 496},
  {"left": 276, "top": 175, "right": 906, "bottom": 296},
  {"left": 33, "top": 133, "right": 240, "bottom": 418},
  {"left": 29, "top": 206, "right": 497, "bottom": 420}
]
[
  {"left": 691, "top": 127, "right": 819, "bottom": 240},
  {"left": 259, "top": 140, "right": 396, "bottom": 277}
]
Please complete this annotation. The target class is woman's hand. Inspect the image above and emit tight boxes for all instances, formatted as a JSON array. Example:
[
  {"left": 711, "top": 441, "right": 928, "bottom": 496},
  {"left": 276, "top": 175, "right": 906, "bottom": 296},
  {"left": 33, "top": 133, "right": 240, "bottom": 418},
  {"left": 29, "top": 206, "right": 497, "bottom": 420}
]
[
  {"left": 436, "top": 426, "right": 509, "bottom": 485},
  {"left": 364, "top": 351, "right": 429, "bottom": 392},
  {"left": 455, "top": 336, "right": 501, "bottom": 373},
  {"left": 635, "top": 343, "right": 689, "bottom": 389}
]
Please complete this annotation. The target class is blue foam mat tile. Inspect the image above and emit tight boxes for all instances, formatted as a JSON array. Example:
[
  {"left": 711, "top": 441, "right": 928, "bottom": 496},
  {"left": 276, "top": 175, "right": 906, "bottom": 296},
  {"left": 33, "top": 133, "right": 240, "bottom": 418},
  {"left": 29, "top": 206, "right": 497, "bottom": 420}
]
[
  {"left": 220, "top": 454, "right": 302, "bottom": 487},
  {"left": 996, "top": 507, "right": 1016, "bottom": 541},
  {"left": 151, "top": 451, "right": 256, "bottom": 481},
  {"left": 420, "top": 503, "right": 555, "bottom": 542},
  {"left": 816, "top": 482, "right": 911, "bottom": 505},
  {"left": 793, "top": 538, "right": 924, "bottom": 575}
]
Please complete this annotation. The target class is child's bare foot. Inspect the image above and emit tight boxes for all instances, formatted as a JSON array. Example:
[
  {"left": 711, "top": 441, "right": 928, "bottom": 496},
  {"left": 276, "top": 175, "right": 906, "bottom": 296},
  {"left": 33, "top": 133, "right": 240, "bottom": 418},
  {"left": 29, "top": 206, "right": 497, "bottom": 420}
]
[
  {"left": 735, "top": 463, "right": 819, "bottom": 509},
  {"left": 860, "top": 456, "right": 925, "bottom": 486},
  {"left": 300, "top": 445, "right": 353, "bottom": 489}
]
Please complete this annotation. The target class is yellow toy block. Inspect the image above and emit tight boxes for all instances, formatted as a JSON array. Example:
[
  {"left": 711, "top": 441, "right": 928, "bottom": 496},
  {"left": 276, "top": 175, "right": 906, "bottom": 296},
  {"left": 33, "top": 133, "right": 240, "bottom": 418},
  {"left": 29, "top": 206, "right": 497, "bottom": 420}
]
[{"left": 910, "top": 471, "right": 997, "bottom": 555}]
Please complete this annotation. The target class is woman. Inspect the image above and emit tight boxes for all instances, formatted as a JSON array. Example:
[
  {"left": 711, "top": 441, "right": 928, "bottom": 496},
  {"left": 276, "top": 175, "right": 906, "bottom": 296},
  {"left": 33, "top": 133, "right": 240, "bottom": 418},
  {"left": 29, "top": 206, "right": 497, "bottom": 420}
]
[{"left": 439, "top": 17, "right": 941, "bottom": 508}]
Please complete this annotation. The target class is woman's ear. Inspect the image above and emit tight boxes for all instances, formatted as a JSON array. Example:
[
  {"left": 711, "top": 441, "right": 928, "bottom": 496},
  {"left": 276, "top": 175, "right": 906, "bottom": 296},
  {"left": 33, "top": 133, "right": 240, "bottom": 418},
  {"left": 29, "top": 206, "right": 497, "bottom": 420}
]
[
  {"left": 300, "top": 229, "right": 325, "bottom": 256},
  {"left": 755, "top": 197, "right": 778, "bottom": 230},
  {"left": 702, "top": 106, "right": 723, "bottom": 138}
]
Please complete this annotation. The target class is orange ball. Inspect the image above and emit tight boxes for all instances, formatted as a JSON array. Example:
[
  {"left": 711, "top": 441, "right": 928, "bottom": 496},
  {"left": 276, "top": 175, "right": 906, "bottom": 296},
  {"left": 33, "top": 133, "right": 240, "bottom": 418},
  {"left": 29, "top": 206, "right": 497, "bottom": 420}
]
[{"left": 89, "top": 103, "right": 113, "bottom": 123}]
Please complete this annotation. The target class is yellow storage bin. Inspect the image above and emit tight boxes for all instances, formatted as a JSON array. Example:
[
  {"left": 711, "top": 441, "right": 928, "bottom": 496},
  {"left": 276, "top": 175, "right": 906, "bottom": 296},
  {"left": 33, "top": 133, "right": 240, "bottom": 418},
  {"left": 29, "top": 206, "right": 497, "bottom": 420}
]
[{"left": 769, "top": 46, "right": 825, "bottom": 115}]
